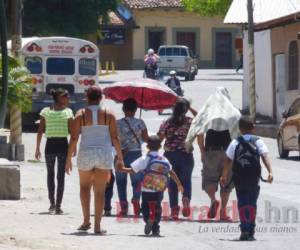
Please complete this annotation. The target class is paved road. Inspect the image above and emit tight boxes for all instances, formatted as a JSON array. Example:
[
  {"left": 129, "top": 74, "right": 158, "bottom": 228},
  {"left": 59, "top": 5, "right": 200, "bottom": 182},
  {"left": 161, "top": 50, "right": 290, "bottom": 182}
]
[{"left": 1, "top": 70, "right": 300, "bottom": 250}]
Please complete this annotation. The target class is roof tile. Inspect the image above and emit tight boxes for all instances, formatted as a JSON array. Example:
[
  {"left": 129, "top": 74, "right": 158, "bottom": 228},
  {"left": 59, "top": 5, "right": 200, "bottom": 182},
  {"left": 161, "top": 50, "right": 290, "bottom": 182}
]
[
  {"left": 224, "top": 0, "right": 300, "bottom": 24},
  {"left": 123, "top": 0, "right": 183, "bottom": 9}
]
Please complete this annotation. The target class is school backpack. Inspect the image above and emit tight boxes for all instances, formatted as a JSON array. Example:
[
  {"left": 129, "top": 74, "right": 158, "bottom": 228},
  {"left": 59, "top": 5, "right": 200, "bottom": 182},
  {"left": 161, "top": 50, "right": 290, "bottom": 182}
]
[
  {"left": 233, "top": 136, "right": 261, "bottom": 190},
  {"left": 142, "top": 154, "right": 171, "bottom": 192}
]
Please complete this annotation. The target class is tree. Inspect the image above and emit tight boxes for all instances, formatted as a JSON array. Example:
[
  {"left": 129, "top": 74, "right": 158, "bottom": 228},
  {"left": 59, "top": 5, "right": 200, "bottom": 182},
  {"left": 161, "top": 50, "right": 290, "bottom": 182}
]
[
  {"left": 22, "top": 0, "right": 119, "bottom": 37},
  {"left": 182, "top": 0, "right": 232, "bottom": 17},
  {"left": 0, "top": 55, "right": 33, "bottom": 159},
  {"left": 0, "top": 56, "right": 33, "bottom": 113}
]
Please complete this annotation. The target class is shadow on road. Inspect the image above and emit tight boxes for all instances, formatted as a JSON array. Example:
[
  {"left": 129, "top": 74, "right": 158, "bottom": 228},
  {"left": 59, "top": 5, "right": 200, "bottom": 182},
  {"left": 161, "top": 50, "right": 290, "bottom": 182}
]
[
  {"left": 61, "top": 232, "right": 116, "bottom": 237},
  {"left": 127, "top": 234, "right": 165, "bottom": 238},
  {"left": 106, "top": 214, "right": 238, "bottom": 224},
  {"left": 276, "top": 156, "right": 300, "bottom": 162},
  {"left": 219, "top": 238, "right": 265, "bottom": 242},
  {"left": 195, "top": 78, "right": 242, "bottom": 82},
  {"left": 30, "top": 212, "right": 71, "bottom": 216}
]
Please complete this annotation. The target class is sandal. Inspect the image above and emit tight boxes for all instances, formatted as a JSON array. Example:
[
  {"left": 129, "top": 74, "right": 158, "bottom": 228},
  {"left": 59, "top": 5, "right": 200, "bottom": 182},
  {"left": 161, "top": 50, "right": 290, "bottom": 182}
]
[
  {"left": 220, "top": 209, "right": 232, "bottom": 222},
  {"left": 208, "top": 200, "right": 220, "bottom": 219},
  {"left": 94, "top": 229, "right": 107, "bottom": 235},
  {"left": 77, "top": 223, "right": 91, "bottom": 231}
]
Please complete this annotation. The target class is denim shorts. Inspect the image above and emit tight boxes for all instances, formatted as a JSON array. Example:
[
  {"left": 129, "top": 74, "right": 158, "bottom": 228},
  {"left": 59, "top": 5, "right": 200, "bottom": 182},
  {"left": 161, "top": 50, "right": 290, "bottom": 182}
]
[{"left": 77, "top": 147, "right": 114, "bottom": 171}]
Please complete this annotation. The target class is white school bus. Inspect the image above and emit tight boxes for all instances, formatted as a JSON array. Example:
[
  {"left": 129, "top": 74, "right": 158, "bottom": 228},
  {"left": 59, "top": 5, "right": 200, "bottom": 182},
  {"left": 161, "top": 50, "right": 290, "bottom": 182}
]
[{"left": 8, "top": 37, "right": 99, "bottom": 127}]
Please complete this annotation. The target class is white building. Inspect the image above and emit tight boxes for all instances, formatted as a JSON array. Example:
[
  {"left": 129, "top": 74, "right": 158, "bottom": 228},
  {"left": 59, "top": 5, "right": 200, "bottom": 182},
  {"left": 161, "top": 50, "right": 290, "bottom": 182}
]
[{"left": 225, "top": 0, "right": 300, "bottom": 122}]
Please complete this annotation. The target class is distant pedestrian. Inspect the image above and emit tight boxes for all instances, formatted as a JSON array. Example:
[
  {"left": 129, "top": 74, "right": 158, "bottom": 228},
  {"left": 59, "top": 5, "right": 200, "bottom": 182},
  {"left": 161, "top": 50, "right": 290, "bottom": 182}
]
[
  {"left": 144, "top": 48, "right": 159, "bottom": 79},
  {"left": 236, "top": 50, "right": 243, "bottom": 73},
  {"left": 158, "top": 98, "right": 197, "bottom": 219},
  {"left": 35, "top": 88, "right": 73, "bottom": 215},
  {"left": 116, "top": 98, "right": 149, "bottom": 216},
  {"left": 65, "top": 86, "right": 124, "bottom": 235},
  {"left": 165, "top": 70, "right": 183, "bottom": 96},
  {"left": 117, "top": 135, "right": 184, "bottom": 236},
  {"left": 221, "top": 116, "right": 273, "bottom": 241}
]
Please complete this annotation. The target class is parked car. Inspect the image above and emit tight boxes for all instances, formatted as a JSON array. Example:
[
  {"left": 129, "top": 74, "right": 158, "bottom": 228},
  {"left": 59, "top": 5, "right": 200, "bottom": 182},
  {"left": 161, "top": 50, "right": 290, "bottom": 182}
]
[
  {"left": 277, "top": 96, "right": 300, "bottom": 158},
  {"left": 157, "top": 45, "right": 198, "bottom": 81}
]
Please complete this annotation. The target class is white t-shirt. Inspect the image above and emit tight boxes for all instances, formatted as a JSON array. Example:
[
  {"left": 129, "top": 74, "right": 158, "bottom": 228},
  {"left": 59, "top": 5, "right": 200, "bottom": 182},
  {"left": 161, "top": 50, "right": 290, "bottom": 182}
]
[
  {"left": 131, "top": 151, "right": 172, "bottom": 192},
  {"left": 226, "top": 134, "right": 269, "bottom": 160}
]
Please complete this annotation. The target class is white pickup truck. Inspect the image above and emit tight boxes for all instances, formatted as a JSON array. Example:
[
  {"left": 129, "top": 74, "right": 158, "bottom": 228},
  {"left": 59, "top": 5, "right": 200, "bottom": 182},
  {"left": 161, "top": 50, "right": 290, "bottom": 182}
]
[{"left": 157, "top": 45, "right": 198, "bottom": 81}]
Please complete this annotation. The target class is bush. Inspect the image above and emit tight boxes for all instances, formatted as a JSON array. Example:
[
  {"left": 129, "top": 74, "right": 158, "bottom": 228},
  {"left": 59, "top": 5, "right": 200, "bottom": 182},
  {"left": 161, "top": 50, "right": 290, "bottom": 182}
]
[{"left": 0, "top": 55, "right": 33, "bottom": 112}]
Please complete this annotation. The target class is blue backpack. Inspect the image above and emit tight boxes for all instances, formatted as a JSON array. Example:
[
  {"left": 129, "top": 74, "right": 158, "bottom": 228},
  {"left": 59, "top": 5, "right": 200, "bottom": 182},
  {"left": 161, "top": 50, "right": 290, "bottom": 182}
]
[{"left": 142, "top": 154, "right": 171, "bottom": 192}]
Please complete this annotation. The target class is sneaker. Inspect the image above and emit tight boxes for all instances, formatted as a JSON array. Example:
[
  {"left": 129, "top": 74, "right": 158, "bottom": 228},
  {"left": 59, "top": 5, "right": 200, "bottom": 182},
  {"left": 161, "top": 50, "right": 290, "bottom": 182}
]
[
  {"left": 55, "top": 207, "right": 64, "bottom": 215},
  {"left": 182, "top": 198, "right": 191, "bottom": 217},
  {"left": 248, "top": 230, "right": 256, "bottom": 241},
  {"left": 248, "top": 235, "right": 256, "bottom": 241},
  {"left": 103, "top": 210, "right": 112, "bottom": 217},
  {"left": 239, "top": 232, "right": 250, "bottom": 241},
  {"left": 144, "top": 220, "right": 153, "bottom": 235},
  {"left": 152, "top": 224, "right": 160, "bottom": 236},
  {"left": 48, "top": 204, "right": 55, "bottom": 213},
  {"left": 208, "top": 200, "right": 220, "bottom": 219}
]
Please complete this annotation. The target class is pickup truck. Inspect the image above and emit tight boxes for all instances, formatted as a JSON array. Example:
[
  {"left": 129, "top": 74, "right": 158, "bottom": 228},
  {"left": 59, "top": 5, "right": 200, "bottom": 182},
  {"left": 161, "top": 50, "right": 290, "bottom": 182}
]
[{"left": 157, "top": 45, "right": 198, "bottom": 81}]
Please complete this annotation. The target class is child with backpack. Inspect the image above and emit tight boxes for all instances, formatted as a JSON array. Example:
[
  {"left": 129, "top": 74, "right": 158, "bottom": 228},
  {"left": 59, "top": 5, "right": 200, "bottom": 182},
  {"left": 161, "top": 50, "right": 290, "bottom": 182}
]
[
  {"left": 117, "top": 135, "right": 184, "bottom": 236},
  {"left": 220, "top": 116, "right": 273, "bottom": 241}
]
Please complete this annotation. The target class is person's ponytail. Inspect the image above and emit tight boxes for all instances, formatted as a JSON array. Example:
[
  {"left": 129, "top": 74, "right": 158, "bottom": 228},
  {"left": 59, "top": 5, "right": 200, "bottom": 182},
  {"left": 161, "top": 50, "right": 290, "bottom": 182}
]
[{"left": 50, "top": 89, "right": 58, "bottom": 103}]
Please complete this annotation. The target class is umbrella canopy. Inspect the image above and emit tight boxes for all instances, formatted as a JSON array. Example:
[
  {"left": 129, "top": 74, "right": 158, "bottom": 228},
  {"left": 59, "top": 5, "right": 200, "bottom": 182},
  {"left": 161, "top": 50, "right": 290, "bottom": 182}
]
[{"left": 103, "top": 79, "right": 178, "bottom": 110}]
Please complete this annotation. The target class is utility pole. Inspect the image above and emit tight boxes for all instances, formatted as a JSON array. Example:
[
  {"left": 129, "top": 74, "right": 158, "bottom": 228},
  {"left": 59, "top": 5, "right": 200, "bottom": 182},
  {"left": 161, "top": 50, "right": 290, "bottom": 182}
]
[
  {"left": 0, "top": 0, "right": 9, "bottom": 128},
  {"left": 247, "top": 0, "right": 256, "bottom": 121},
  {"left": 10, "top": 0, "right": 23, "bottom": 148}
]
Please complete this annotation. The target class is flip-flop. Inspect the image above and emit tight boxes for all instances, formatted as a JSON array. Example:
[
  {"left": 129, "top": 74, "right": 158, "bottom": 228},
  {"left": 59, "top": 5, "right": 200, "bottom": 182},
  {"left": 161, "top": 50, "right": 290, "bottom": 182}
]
[
  {"left": 77, "top": 223, "right": 91, "bottom": 231},
  {"left": 94, "top": 229, "right": 107, "bottom": 235},
  {"left": 220, "top": 215, "right": 232, "bottom": 222},
  {"left": 208, "top": 200, "right": 220, "bottom": 219}
]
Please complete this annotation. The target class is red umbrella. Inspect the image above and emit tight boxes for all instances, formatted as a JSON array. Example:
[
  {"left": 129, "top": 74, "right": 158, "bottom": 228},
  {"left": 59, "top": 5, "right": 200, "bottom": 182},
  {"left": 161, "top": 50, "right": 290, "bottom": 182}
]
[{"left": 103, "top": 79, "right": 178, "bottom": 110}]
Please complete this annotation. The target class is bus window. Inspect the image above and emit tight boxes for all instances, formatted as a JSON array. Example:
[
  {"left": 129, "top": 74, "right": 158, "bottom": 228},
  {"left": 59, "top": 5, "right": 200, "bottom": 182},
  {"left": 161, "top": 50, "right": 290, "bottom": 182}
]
[
  {"left": 46, "top": 58, "right": 75, "bottom": 75},
  {"left": 25, "top": 56, "right": 42, "bottom": 74},
  {"left": 79, "top": 58, "right": 97, "bottom": 75}
]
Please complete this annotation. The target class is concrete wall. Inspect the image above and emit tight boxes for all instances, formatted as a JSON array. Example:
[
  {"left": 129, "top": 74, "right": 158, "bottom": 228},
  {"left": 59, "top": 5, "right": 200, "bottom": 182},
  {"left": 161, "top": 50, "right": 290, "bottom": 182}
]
[
  {"left": 243, "top": 30, "right": 273, "bottom": 119},
  {"left": 132, "top": 9, "right": 240, "bottom": 69},
  {"left": 271, "top": 23, "right": 300, "bottom": 111}
]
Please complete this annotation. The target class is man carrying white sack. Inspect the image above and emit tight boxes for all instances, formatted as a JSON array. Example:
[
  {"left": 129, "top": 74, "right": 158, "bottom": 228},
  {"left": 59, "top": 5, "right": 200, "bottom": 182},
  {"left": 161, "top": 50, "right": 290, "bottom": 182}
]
[{"left": 186, "top": 87, "right": 241, "bottom": 221}]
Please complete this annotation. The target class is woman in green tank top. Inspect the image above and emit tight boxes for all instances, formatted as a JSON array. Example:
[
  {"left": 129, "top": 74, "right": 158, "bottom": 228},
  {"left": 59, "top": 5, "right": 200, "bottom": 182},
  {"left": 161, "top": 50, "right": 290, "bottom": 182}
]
[{"left": 35, "top": 88, "right": 74, "bottom": 215}]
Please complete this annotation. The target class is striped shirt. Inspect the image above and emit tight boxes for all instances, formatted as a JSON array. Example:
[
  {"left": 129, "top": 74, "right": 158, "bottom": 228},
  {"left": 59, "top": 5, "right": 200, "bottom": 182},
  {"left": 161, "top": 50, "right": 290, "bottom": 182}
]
[{"left": 40, "top": 107, "right": 73, "bottom": 138}]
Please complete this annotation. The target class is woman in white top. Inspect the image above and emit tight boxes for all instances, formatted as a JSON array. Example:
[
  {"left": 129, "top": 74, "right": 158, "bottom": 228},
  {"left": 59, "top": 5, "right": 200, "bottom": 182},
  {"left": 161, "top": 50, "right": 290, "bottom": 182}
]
[{"left": 65, "top": 86, "right": 124, "bottom": 235}]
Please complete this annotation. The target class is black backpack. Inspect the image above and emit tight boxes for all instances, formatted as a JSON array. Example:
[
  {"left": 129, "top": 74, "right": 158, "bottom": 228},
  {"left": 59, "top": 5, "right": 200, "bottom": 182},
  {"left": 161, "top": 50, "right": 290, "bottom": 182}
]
[{"left": 232, "top": 136, "right": 261, "bottom": 190}]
